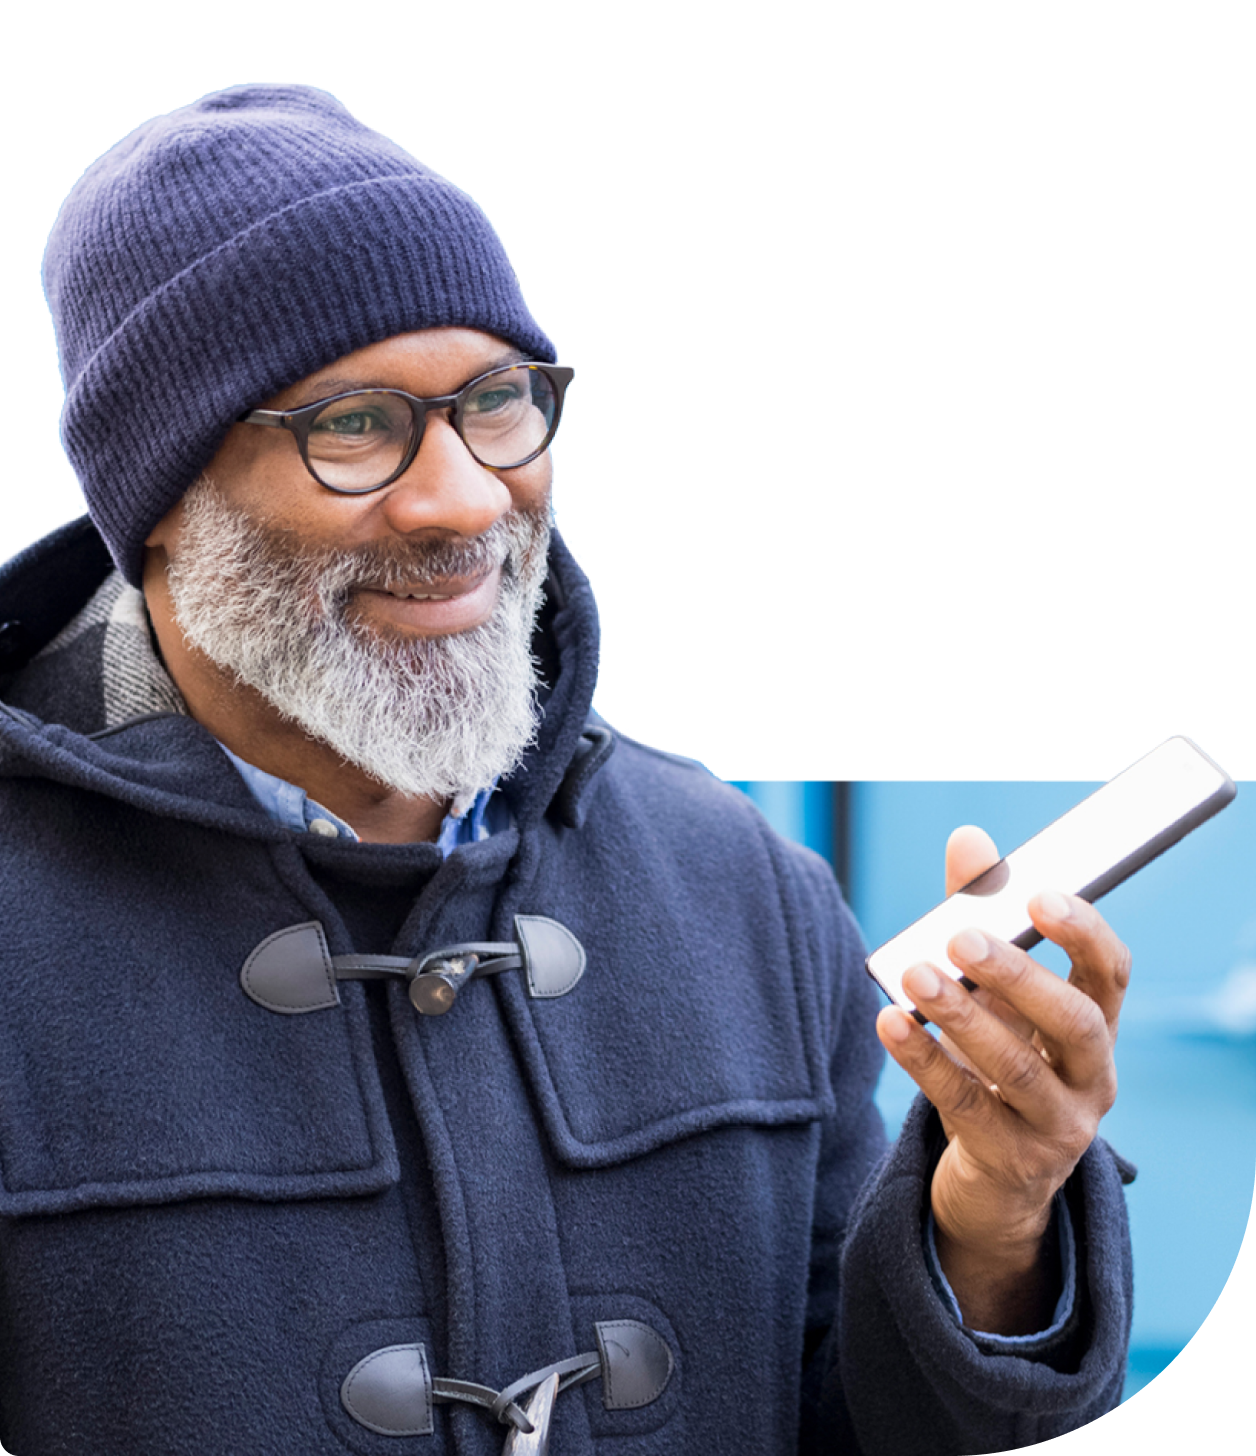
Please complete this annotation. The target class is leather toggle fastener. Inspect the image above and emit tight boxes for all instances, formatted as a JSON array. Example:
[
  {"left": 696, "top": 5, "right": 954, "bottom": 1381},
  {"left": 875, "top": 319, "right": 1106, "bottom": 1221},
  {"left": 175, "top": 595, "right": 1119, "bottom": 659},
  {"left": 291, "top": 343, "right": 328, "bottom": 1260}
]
[
  {"left": 340, "top": 1319, "right": 674, "bottom": 1439},
  {"left": 241, "top": 914, "right": 586, "bottom": 1016}
]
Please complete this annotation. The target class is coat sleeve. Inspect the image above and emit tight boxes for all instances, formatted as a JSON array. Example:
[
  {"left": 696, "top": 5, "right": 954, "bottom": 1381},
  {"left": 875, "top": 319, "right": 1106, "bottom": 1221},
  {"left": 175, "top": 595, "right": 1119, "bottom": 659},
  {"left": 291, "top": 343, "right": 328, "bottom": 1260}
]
[{"left": 794, "top": 853, "right": 1134, "bottom": 1456}]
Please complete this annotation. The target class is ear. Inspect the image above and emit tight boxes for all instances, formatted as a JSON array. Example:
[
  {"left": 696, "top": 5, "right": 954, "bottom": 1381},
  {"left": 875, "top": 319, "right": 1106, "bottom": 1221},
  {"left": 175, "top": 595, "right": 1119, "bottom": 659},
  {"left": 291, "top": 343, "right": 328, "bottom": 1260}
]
[{"left": 145, "top": 498, "right": 184, "bottom": 550}]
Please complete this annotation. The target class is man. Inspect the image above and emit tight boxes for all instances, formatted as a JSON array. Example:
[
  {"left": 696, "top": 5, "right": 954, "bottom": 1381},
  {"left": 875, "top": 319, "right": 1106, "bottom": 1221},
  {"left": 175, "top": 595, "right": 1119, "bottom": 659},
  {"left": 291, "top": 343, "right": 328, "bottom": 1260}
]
[{"left": 0, "top": 85, "right": 1133, "bottom": 1455}]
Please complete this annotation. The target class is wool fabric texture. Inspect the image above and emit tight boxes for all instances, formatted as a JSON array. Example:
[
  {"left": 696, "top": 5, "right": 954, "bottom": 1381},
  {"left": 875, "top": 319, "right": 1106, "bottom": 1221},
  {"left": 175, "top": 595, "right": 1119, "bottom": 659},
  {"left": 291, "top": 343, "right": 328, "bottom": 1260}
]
[
  {"left": 0, "top": 520, "right": 1135, "bottom": 1455},
  {"left": 42, "top": 84, "right": 556, "bottom": 587}
]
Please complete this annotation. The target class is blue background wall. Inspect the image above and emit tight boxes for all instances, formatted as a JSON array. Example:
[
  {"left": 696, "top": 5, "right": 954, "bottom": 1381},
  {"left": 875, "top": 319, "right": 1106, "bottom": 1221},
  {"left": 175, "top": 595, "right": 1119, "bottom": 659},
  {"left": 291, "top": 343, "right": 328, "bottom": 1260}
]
[{"left": 731, "top": 778, "right": 1255, "bottom": 1399}]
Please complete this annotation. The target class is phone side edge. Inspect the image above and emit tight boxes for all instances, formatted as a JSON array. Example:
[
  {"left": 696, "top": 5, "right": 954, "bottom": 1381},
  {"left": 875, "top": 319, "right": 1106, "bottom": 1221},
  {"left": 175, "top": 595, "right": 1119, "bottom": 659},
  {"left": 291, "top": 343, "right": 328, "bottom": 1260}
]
[
  {"left": 1075, "top": 775, "right": 1237, "bottom": 907},
  {"left": 863, "top": 955, "right": 930, "bottom": 1022}
]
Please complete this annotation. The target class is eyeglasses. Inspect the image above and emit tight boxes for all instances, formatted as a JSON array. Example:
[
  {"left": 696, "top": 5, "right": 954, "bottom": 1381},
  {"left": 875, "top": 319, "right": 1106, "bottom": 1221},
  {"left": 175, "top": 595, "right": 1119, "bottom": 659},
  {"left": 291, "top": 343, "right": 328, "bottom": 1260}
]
[{"left": 238, "top": 362, "right": 574, "bottom": 494}]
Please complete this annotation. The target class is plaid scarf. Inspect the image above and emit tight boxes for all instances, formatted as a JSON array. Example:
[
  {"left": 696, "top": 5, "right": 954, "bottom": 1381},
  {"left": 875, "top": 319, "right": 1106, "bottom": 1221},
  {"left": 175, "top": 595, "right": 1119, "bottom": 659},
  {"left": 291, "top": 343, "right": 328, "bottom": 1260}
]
[{"left": 22, "top": 571, "right": 186, "bottom": 731}]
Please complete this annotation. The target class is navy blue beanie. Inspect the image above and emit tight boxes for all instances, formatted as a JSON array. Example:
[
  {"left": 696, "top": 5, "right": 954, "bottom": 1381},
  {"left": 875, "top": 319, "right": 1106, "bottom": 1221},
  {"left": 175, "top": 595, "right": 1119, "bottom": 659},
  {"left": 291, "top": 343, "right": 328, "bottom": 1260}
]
[{"left": 42, "top": 84, "right": 556, "bottom": 587}]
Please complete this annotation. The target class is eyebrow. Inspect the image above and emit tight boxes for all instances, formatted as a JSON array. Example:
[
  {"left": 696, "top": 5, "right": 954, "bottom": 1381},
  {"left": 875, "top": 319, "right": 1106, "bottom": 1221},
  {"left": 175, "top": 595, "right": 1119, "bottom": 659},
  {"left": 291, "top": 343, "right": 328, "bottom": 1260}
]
[{"left": 288, "top": 349, "right": 529, "bottom": 408}]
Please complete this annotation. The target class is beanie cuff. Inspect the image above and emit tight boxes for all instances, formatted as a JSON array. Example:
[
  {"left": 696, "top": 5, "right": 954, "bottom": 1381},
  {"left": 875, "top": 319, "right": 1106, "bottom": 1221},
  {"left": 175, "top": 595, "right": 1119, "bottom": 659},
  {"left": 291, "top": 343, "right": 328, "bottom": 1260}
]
[{"left": 61, "top": 174, "right": 555, "bottom": 585}]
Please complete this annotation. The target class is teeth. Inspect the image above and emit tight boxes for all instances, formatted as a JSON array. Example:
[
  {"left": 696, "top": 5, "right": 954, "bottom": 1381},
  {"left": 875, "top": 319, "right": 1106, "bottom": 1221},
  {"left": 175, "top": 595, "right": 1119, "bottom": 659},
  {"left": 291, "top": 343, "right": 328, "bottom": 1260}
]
[{"left": 390, "top": 591, "right": 453, "bottom": 601}]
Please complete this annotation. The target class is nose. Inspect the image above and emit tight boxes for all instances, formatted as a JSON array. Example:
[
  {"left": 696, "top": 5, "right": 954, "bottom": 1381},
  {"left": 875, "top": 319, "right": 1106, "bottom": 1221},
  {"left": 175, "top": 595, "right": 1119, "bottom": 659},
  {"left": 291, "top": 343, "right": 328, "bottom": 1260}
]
[{"left": 375, "top": 413, "right": 512, "bottom": 539}]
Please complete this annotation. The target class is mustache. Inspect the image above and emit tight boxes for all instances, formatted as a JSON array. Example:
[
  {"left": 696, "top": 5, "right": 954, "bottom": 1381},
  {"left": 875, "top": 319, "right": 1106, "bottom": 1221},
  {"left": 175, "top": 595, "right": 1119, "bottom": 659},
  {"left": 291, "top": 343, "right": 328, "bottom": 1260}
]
[{"left": 301, "top": 510, "right": 546, "bottom": 602}]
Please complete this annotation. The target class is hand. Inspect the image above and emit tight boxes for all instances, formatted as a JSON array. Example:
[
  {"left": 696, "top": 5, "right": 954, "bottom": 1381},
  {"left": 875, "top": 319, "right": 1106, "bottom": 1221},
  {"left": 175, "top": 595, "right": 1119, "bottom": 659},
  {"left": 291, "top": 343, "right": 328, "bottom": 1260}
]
[{"left": 875, "top": 825, "right": 1132, "bottom": 1334}]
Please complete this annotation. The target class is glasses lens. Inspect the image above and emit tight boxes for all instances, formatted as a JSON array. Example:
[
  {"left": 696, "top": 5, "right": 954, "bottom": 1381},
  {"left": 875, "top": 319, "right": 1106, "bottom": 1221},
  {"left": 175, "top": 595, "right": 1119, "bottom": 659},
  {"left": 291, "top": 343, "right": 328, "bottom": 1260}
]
[
  {"left": 461, "top": 366, "right": 558, "bottom": 468},
  {"left": 305, "top": 392, "right": 414, "bottom": 491}
]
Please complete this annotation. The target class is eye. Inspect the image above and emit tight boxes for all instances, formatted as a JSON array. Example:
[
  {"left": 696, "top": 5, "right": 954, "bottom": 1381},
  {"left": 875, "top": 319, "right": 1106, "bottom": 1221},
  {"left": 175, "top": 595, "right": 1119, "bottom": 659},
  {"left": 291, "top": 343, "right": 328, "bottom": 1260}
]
[
  {"left": 470, "top": 390, "right": 514, "bottom": 413},
  {"left": 311, "top": 406, "right": 390, "bottom": 436},
  {"left": 305, "top": 393, "right": 412, "bottom": 457},
  {"left": 465, "top": 375, "right": 527, "bottom": 416}
]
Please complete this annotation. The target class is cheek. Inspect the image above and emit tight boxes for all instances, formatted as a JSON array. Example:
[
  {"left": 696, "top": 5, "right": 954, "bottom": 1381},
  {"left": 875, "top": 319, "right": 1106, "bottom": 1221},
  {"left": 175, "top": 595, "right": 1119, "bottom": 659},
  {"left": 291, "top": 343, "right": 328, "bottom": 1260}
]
[
  {"left": 200, "top": 425, "right": 311, "bottom": 520},
  {"left": 505, "top": 455, "right": 554, "bottom": 519}
]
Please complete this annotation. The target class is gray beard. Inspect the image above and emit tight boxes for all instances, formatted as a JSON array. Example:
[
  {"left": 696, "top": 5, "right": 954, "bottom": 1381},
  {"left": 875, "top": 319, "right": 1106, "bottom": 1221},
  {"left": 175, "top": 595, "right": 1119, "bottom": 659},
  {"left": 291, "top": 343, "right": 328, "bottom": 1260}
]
[{"left": 165, "top": 478, "right": 551, "bottom": 812}]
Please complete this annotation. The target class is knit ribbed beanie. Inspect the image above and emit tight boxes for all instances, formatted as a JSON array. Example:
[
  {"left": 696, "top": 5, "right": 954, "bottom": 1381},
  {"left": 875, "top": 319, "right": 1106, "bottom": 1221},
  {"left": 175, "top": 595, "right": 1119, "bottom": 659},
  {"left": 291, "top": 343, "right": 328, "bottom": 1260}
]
[{"left": 43, "top": 83, "right": 556, "bottom": 586}]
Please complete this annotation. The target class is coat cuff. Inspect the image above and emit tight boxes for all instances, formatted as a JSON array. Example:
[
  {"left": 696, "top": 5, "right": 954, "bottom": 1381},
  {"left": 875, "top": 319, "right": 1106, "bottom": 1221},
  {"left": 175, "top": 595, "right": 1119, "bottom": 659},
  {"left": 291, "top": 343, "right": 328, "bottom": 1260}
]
[{"left": 832, "top": 1094, "right": 1133, "bottom": 1453}]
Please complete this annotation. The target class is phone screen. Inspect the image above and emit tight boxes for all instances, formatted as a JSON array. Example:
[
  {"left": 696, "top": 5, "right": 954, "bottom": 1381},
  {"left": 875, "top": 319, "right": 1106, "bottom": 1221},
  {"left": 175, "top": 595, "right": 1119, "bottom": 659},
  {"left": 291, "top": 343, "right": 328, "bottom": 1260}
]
[{"left": 865, "top": 737, "right": 1235, "bottom": 1018}]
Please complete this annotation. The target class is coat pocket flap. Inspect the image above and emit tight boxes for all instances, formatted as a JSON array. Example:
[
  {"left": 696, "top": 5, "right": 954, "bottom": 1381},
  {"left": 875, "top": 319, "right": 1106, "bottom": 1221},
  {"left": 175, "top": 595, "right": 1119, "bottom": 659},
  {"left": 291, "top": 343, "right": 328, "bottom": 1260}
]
[
  {"left": 495, "top": 895, "right": 835, "bottom": 1168},
  {"left": 0, "top": 963, "right": 397, "bottom": 1218}
]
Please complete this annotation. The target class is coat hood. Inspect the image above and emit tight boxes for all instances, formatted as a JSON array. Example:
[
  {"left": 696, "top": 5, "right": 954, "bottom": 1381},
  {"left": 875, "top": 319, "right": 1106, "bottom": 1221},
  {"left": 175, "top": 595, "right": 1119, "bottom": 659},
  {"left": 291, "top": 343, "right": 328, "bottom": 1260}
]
[{"left": 0, "top": 517, "right": 604, "bottom": 841}]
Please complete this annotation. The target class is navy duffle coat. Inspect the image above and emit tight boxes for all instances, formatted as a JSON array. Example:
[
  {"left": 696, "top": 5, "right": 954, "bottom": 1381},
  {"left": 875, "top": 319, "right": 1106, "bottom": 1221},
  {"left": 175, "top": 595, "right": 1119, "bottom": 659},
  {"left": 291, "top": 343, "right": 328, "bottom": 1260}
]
[{"left": 0, "top": 521, "right": 1132, "bottom": 1455}]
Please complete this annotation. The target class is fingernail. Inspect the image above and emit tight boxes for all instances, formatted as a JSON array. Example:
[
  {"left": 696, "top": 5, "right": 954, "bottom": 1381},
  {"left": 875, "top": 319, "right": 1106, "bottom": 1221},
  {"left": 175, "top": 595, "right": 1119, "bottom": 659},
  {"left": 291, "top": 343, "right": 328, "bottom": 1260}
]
[
  {"left": 904, "top": 964, "right": 942, "bottom": 1001},
  {"left": 1039, "top": 891, "right": 1071, "bottom": 922},
  {"left": 880, "top": 1010, "right": 911, "bottom": 1043},
  {"left": 951, "top": 928, "right": 988, "bottom": 964}
]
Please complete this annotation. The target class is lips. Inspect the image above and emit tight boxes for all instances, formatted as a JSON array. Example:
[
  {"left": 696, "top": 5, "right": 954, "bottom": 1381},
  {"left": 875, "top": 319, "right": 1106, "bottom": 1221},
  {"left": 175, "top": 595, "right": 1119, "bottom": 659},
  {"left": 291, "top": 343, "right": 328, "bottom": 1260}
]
[{"left": 351, "top": 565, "right": 503, "bottom": 636}]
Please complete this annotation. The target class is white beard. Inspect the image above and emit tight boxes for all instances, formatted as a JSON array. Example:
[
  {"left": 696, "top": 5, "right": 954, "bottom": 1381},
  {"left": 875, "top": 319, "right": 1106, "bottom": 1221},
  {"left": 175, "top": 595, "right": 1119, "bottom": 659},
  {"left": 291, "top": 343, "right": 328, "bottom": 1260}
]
[{"left": 165, "top": 478, "right": 551, "bottom": 812}]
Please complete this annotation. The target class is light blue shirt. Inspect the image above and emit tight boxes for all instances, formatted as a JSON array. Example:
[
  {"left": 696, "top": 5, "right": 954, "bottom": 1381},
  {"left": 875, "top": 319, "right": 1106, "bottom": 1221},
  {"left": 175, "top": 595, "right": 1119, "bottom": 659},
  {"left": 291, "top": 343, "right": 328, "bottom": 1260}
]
[
  {"left": 217, "top": 743, "right": 509, "bottom": 854},
  {"left": 927, "top": 1191, "right": 1076, "bottom": 1343},
  {"left": 217, "top": 740, "right": 1075, "bottom": 1348}
]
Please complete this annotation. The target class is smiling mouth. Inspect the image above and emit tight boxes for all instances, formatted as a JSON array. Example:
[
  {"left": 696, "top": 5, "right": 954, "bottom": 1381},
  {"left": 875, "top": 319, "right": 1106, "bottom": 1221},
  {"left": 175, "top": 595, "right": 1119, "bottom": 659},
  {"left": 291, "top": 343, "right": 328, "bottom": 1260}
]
[{"left": 346, "top": 566, "right": 503, "bottom": 637}]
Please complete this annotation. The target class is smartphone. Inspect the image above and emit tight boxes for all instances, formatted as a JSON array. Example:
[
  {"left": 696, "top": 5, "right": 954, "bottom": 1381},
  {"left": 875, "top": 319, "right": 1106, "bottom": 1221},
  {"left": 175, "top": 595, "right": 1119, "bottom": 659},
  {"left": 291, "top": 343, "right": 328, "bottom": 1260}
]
[{"left": 864, "top": 736, "right": 1236, "bottom": 1020}]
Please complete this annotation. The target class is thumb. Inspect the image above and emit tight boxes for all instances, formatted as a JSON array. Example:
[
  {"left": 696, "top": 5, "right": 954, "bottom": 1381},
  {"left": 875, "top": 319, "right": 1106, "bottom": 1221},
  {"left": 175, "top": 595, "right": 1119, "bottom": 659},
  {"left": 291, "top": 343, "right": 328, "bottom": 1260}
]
[{"left": 945, "top": 824, "right": 1001, "bottom": 897}]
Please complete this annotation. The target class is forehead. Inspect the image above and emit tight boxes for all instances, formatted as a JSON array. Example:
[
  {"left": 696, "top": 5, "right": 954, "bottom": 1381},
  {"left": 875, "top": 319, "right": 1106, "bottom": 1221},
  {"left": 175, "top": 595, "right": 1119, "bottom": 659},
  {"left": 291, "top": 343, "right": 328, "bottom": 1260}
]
[{"left": 269, "top": 328, "right": 526, "bottom": 410}]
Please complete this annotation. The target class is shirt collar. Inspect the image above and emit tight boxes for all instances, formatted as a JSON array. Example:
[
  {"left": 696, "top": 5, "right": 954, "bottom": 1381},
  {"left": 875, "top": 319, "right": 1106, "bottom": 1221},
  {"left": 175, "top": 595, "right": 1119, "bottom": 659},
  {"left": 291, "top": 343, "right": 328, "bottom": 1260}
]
[{"left": 216, "top": 741, "right": 505, "bottom": 852}]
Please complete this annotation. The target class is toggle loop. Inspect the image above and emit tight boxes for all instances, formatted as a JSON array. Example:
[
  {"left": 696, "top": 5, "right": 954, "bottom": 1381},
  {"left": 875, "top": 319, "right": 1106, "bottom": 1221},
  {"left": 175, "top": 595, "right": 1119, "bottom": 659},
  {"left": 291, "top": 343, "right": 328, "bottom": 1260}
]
[
  {"left": 490, "top": 1352, "right": 602, "bottom": 1424},
  {"left": 242, "top": 916, "right": 585, "bottom": 1015},
  {"left": 341, "top": 1320, "right": 673, "bottom": 1439}
]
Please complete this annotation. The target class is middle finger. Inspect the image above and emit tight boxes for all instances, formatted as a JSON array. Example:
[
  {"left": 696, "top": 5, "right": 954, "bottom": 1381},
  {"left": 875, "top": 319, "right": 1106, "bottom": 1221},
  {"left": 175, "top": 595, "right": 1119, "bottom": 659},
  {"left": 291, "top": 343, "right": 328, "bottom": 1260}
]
[{"left": 943, "top": 927, "right": 1115, "bottom": 1088}]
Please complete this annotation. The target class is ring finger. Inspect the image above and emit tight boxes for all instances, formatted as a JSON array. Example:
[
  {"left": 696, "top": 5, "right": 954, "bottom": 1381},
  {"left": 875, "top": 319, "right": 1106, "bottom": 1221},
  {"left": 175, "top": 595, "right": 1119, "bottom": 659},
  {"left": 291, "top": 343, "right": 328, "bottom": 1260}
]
[{"left": 942, "top": 926, "right": 1115, "bottom": 1089}]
